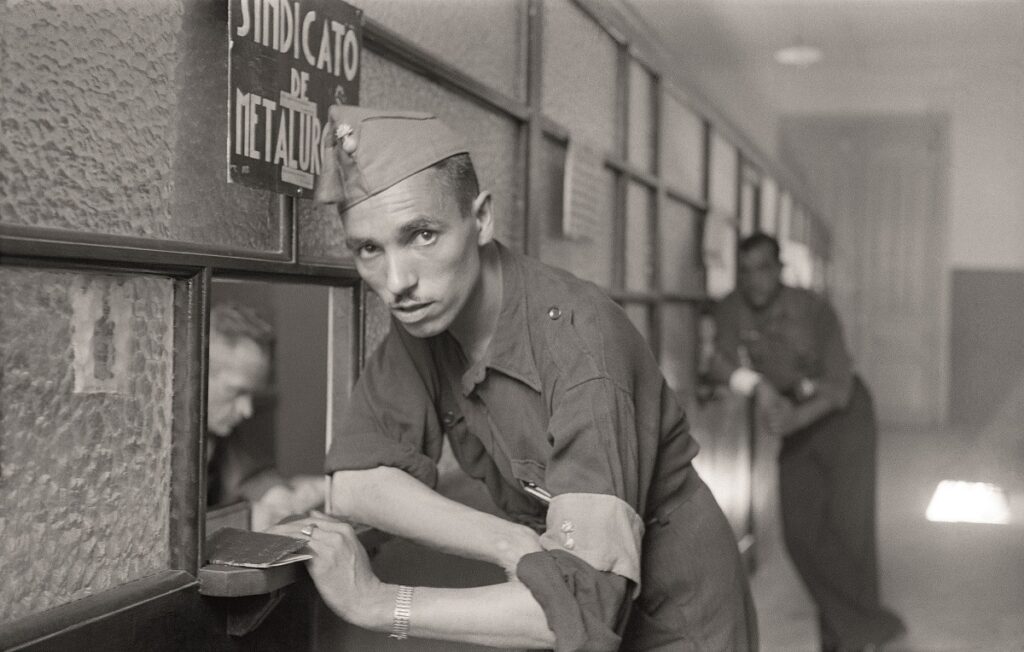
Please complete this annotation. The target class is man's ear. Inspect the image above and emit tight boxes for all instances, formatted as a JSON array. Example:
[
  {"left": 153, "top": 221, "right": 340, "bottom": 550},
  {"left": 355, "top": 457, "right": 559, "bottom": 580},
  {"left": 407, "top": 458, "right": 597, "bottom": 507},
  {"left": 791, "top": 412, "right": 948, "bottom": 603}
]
[{"left": 472, "top": 191, "right": 494, "bottom": 245}]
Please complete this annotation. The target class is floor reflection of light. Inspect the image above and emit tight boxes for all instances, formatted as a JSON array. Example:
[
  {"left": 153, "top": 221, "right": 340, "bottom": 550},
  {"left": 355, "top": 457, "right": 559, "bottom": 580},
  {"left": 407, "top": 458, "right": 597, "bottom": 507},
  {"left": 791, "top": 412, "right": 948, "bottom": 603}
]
[{"left": 925, "top": 480, "right": 1011, "bottom": 524}]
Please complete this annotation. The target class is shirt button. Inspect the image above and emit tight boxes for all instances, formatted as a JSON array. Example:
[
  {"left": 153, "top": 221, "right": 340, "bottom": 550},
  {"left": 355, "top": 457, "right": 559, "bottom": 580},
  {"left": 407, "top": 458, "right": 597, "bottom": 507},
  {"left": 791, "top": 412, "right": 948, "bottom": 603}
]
[
  {"left": 442, "top": 411, "right": 455, "bottom": 426},
  {"left": 563, "top": 537, "right": 576, "bottom": 550},
  {"left": 547, "top": 306, "right": 562, "bottom": 320}
]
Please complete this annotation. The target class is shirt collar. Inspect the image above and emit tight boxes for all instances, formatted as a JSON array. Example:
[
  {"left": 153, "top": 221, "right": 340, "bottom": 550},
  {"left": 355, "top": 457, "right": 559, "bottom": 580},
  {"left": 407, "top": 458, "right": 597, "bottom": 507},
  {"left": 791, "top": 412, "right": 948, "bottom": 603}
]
[{"left": 460, "top": 242, "right": 543, "bottom": 396}]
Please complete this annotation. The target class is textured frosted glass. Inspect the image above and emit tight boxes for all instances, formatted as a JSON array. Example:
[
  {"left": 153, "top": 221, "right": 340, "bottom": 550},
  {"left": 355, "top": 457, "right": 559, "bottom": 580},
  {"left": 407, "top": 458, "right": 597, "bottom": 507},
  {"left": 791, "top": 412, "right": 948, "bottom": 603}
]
[
  {"left": 658, "top": 199, "right": 702, "bottom": 296},
  {"left": 365, "top": 0, "right": 526, "bottom": 101},
  {"left": 760, "top": 177, "right": 779, "bottom": 235},
  {"left": 659, "top": 303, "right": 697, "bottom": 396},
  {"left": 358, "top": 51, "right": 524, "bottom": 253},
  {"left": 542, "top": 2, "right": 618, "bottom": 154},
  {"left": 1, "top": 1, "right": 284, "bottom": 253},
  {"left": 628, "top": 61, "right": 655, "bottom": 173},
  {"left": 625, "top": 182, "right": 653, "bottom": 292},
  {"left": 537, "top": 138, "right": 615, "bottom": 289},
  {"left": 662, "top": 95, "right": 705, "bottom": 199},
  {"left": 709, "top": 131, "right": 738, "bottom": 216},
  {"left": 623, "top": 303, "right": 650, "bottom": 344},
  {"left": 0, "top": 268, "right": 174, "bottom": 623},
  {"left": 704, "top": 213, "right": 737, "bottom": 300}
]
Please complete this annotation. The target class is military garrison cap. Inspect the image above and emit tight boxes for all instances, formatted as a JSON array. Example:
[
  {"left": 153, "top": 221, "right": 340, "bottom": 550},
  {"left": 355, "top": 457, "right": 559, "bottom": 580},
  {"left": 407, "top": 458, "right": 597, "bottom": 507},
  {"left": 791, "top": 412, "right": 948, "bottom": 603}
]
[{"left": 315, "top": 105, "right": 470, "bottom": 211}]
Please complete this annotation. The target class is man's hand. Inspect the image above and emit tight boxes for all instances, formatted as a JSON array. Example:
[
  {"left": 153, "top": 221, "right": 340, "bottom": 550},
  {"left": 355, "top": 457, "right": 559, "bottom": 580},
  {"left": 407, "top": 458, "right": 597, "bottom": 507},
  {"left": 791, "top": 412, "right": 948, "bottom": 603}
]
[
  {"left": 250, "top": 476, "right": 326, "bottom": 531},
  {"left": 271, "top": 513, "right": 393, "bottom": 627},
  {"left": 289, "top": 474, "right": 326, "bottom": 512},
  {"left": 754, "top": 381, "right": 798, "bottom": 437}
]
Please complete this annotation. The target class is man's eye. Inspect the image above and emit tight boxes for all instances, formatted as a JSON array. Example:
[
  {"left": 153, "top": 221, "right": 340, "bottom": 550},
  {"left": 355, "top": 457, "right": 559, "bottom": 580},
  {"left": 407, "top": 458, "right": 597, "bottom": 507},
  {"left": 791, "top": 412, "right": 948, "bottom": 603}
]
[
  {"left": 414, "top": 230, "right": 437, "bottom": 245},
  {"left": 357, "top": 243, "right": 380, "bottom": 259}
]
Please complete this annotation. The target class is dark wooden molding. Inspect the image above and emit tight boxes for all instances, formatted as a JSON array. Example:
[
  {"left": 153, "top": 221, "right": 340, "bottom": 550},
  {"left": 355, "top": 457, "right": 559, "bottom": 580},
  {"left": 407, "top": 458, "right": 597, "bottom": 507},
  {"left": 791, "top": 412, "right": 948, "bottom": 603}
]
[
  {"left": 523, "top": 0, "right": 545, "bottom": 259},
  {"left": 0, "top": 571, "right": 199, "bottom": 651},
  {"left": 198, "top": 564, "right": 304, "bottom": 598},
  {"left": 169, "top": 270, "right": 208, "bottom": 576},
  {"left": 0, "top": 225, "right": 361, "bottom": 280}
]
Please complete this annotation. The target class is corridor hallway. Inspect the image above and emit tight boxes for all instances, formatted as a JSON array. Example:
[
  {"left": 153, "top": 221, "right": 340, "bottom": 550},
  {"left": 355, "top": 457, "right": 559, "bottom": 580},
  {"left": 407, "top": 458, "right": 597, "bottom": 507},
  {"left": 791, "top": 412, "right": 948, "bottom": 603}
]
[{"left": 752, "top": 425, "right": 1024, "bottom": 651}]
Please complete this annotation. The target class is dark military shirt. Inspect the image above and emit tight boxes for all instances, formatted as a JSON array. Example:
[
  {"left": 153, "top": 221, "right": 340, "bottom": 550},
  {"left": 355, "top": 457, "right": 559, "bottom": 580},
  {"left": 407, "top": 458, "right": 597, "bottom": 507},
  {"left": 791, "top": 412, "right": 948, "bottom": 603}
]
[
  {"left": 325, "top": 242, "right": 701, "bottom": 650},
  {"left": 711, "top": 285, "right": 854, "bottom": 407}
]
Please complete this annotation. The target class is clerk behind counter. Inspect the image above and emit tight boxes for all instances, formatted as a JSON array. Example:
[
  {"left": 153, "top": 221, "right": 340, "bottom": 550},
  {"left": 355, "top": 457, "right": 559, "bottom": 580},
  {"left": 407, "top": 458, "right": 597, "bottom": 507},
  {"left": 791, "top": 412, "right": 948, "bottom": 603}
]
[{"left": 206, "top": 301, "right": 324, "bottom": 531}]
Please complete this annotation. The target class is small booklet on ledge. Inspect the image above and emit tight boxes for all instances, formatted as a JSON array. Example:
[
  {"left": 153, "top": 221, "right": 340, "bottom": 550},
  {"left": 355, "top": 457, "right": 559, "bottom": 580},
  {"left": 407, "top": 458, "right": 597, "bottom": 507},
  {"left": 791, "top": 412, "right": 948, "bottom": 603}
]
[{"left": 206, "top": 527, "right": 312, "bottom": 569}]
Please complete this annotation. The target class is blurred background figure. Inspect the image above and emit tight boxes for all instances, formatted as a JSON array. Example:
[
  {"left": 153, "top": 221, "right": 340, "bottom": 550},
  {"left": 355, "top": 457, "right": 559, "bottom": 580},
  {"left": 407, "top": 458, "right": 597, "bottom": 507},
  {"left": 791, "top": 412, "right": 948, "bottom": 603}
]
[
  {"left": 207, "top": 301, "right": 324, "bottom": 531},
  {"left": 708, "top": 233, "right": 904, "bottom": 652}
]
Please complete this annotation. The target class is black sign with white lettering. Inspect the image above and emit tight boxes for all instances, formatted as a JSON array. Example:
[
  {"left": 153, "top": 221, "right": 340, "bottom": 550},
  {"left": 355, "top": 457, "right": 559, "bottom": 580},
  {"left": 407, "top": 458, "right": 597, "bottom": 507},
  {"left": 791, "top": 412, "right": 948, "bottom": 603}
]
[{"left": 229, "top": 0, "right": 362, "bottom": 196}]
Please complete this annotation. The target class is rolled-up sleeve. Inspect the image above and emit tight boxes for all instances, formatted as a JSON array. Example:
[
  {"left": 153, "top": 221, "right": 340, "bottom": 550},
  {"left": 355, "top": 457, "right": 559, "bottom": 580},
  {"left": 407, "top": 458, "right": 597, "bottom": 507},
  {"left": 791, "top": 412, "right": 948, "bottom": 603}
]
[
  {"left": 516, "top": 376, "right": 646, "bottom": 650},
  {"left": 517, "top": 550, "right": 632, "bottom": 652},
  {"left": 324, "top": 329, "right": 442, "bottom": 488}
]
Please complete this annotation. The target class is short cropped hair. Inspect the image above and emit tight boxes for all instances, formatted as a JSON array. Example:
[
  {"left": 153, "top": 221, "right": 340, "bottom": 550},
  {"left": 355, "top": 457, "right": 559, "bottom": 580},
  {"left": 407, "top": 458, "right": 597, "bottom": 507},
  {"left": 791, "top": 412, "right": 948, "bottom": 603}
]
[
  {"left": 210, "top": 301, "right": 274, "bottom": 354},
  {"left": 433, "top": 153, "right": 479, "bottom": 218},
  {"left": 738, "top": 232, "right": 781, "bottom": 262}
]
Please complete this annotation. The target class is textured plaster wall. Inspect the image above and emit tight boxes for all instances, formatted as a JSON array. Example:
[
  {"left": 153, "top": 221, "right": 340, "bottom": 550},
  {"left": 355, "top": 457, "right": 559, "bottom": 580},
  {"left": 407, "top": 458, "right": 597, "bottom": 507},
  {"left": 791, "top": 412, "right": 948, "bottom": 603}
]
[
  {"left": 1, "top": 0, "right": 282, "bottom": 252},
  {"left": 1, "top": 0, "right": 181, "bottom": 236},
  {"left": 0, "top": 268, "right": 175, "bottom": 624},
  {"left": 353, "top": 0, "right": 527, "bottom": 102}
]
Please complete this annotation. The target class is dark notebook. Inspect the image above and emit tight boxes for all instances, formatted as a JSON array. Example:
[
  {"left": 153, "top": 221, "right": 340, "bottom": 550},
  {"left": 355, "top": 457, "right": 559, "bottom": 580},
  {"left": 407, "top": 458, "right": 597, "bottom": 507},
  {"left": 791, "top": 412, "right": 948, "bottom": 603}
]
[{"left": 206, "top": 527, "right": 312, "bottom": 568}]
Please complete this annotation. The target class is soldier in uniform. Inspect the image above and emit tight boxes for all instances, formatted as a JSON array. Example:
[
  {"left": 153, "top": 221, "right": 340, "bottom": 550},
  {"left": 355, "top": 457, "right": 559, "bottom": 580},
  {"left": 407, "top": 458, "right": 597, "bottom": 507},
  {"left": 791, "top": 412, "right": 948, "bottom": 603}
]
[
  {"left": 277, "top": 107, "right": 758, "bottom": 651},
  {"left": 709, "top": 232, "right": 904, "bottom": 652}
]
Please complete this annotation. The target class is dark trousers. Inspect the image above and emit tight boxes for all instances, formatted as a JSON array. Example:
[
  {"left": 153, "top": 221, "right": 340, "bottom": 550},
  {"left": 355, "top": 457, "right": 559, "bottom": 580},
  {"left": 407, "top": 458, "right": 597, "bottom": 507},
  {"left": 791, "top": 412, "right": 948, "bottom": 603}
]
[{"left": 778, "top": 378, "right": 904, "bottom": 650}]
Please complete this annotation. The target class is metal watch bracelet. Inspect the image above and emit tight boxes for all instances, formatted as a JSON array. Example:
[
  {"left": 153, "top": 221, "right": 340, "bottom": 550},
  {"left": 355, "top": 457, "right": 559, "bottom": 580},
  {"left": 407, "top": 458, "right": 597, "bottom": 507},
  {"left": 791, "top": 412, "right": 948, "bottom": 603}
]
[{"left": 389, "top": 585, "right": 414, "bottom": 640}]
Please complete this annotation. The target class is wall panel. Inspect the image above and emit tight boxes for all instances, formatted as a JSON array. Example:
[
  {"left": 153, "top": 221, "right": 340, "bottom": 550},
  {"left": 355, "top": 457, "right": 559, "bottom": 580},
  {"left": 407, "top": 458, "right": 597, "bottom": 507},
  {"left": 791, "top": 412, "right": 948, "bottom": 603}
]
[
  {"left": 659, "top": 199, "right": 702, "bottom": 296},
  {"left": 536, "top": 137, "right": 616, "bottom": 288},
  {"left": 625, "top": 181, "right": 653, "bottom": 292},
  {"left": 659, "top": 303, "right": 697, "bottom": 396},
  {"left": 542, "top": 2, "right": 618, "bottom": 154},
  {"left": 662, "top": 96, "right": 705, "bottom": 200},
  {"left": 628, "top": 61, "right": 655, "bottom": 173},
  {"left": 361, "top": 0, "right": 527, "bottom": 102},
  {"left": 709, "top": 131, "right": 739, "bottom": 217}
]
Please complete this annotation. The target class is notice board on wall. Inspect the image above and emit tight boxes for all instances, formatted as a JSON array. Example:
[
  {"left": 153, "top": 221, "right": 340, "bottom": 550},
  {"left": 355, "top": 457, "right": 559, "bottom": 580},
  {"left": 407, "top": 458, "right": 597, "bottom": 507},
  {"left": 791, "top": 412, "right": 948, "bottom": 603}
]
[{"left": 228, "top": 0, "right": 362, "bottom": 197}]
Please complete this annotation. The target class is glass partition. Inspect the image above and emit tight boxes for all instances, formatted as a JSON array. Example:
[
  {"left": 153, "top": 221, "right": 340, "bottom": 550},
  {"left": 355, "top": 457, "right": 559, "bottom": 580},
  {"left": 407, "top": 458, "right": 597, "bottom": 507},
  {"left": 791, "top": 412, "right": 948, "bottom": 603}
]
[
  {"left": 622, "top": 302, "right": 651, "bottom": 343},
  {"left": 625, "top": 181, "right": 654, "bottom": 292},
  {"left": 542, "top": 1, "right": 618, "bottom": 155},
  {"left": 662, "top": 95, "right": 705, "bottom": 200},
  {"left": 659, "top": 302, "right": 697, "bottom": 397},
  {"left": 709, "top": 131, "right": 739, "bottom": 217},
  {"left": 0, "top": 268, "right": 175, "bottom": 623},
  {"left": 659, "top": 199, "right": 703, "bottom": 296},
  {"left": 760, "top": 176, "right": 778, "bottom": 235},
  {"left": 628, "top": 60, "right": 656, "bottom": 173}
]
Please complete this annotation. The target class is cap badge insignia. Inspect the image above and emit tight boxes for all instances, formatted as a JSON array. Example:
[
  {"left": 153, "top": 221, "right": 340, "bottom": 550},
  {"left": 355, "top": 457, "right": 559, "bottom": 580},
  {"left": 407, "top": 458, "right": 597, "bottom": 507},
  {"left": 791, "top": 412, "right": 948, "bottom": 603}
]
[{"left": 335, "top": 123, "right": 357, "bottom": 154}]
